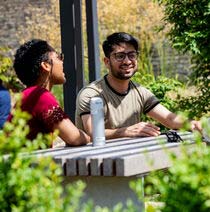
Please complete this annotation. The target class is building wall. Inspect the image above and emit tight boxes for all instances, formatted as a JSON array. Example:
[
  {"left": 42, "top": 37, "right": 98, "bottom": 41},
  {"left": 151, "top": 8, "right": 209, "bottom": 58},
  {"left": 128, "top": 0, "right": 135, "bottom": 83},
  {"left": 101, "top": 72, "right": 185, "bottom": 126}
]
[
  {"left": 151, "top": 42, "right": 191, "bottom": 80},
  {"left": 0, "top": 0, "right": 60, "bottom": 49}
]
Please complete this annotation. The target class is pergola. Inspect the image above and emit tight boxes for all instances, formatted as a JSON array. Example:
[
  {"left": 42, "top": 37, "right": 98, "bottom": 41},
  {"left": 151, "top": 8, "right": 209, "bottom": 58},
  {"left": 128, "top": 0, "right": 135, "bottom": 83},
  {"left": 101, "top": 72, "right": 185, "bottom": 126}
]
[{"left": 59, "top": 0, "right": 100, "bottom": 122}]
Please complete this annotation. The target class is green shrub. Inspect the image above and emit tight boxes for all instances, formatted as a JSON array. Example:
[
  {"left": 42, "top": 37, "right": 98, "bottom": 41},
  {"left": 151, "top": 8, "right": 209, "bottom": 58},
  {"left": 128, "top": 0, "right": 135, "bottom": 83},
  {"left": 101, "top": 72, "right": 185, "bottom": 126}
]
[
  {"left": 144, "top": 117, "right": 210, "bottom": 211},
  {"left": 0, "top": 96, "right": 87, "bottom": 212},
  {"left": 0, "top": 47, "right": 22, "bottom": 91},
  {"left": 176, "top": 90, "right": 209, "bottom": 120},
  {"left": 133, "top": 73, "right": 182, "bottom": 130},
  {"left": 134, "top": 73, "right": 182, "bottom": 111}
]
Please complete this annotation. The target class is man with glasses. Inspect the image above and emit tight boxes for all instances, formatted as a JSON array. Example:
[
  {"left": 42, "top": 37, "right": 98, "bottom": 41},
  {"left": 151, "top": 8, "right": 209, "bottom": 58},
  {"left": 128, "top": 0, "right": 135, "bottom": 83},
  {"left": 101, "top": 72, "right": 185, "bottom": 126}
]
[{"left": 76, "top": 32, "right": 201, "bottom": 139}]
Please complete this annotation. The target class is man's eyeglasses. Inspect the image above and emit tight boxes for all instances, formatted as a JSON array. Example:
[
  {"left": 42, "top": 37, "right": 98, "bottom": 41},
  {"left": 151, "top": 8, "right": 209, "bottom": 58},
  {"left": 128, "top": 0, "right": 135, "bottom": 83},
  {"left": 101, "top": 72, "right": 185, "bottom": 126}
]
[
  {"left": 110, "top": 51, "right": 139, "bottom": 62},
  {"left": 57, "top": 52, "right": 64, "bottom": 61}
]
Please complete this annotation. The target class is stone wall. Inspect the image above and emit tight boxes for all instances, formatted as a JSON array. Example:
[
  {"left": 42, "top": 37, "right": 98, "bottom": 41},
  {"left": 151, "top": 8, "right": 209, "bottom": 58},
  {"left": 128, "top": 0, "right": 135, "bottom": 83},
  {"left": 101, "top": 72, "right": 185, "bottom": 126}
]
[
  {"left": 0, "top": 0, "right": 60, "bottom": 50},
  {"left": 151, "top": 42, "right": 191, "bottom": 80}
]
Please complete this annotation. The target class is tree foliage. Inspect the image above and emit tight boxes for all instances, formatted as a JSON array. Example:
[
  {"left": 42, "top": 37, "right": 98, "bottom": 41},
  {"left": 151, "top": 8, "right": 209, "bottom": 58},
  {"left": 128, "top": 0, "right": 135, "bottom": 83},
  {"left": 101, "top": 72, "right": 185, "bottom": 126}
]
[{"left": 157, "top": 0, "right": 210, "bottom": 118}]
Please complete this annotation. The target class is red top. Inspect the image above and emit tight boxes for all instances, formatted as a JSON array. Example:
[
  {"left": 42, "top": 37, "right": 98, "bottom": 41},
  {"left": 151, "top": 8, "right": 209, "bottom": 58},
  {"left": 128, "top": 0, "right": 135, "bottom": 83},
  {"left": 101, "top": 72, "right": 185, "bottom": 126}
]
[{"left": 10, "top": 86, "right": 68, "bottom": 140}]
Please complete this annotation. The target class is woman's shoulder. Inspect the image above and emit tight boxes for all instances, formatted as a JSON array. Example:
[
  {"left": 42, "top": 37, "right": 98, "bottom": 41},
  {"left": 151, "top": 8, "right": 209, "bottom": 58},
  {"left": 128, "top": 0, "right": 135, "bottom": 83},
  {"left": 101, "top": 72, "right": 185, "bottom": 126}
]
[
  {"left": 23, "top": 86, "right": 54, "bottom": 97},
  {"left": 22, "top": 86, "right": 58, "bottom": 106}
]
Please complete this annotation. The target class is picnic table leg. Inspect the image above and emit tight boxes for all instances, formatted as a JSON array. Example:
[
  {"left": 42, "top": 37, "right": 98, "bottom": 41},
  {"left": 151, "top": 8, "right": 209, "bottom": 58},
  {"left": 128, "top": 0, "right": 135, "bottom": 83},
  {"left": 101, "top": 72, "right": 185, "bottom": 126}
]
[{"left": 63, "top": 176, "right": 144, "bottom": 210}]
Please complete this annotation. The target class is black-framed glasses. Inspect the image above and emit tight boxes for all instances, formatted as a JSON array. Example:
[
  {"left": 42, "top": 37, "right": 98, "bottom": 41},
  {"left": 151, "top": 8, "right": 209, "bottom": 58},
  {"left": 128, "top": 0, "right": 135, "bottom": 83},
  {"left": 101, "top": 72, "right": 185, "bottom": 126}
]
[{"left": 110, "top": 51, "right": 139, "bottom": 62}]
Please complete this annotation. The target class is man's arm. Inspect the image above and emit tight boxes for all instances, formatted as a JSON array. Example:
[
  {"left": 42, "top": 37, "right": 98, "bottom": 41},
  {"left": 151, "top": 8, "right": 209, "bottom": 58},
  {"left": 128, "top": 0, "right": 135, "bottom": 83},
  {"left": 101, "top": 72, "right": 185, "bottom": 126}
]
[
  {"left": 147, "top": 104, "right": 202, "bottom": 132},
  {"left": 81, "top": 114, "right": 160, "bottom": 139}
]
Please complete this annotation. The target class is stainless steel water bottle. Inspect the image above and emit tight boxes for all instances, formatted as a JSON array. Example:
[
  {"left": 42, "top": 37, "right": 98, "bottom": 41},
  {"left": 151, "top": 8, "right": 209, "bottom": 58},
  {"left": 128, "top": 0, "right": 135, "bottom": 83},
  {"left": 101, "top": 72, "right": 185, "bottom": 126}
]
[{"left": 90, "top": 97, "right": 106, "bottom": 146}]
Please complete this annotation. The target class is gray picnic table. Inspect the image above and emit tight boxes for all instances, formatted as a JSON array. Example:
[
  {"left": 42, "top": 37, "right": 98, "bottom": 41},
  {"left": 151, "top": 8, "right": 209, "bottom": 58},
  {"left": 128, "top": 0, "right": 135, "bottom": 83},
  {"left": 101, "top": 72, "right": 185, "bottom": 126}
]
[{"left": 33, "top": 131, "right": 196, "bottom": 210}]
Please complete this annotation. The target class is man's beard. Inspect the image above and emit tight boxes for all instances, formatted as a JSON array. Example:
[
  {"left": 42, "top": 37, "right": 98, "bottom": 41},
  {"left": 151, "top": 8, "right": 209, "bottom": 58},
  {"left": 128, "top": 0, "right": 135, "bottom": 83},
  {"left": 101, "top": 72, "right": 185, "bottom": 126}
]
[{"left": 110, "top": 64, "right": 137, "bottom": 80}]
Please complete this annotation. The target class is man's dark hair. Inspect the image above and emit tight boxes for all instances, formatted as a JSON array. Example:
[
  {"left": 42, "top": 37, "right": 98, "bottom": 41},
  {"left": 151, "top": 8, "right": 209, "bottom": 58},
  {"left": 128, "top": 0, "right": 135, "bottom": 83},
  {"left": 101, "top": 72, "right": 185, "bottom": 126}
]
[
  {"left": 102, "top": 32, "right": 139, "bottom": 57},
  {"left": 13, "top": 39, "right": 54, "bottom": 87}
]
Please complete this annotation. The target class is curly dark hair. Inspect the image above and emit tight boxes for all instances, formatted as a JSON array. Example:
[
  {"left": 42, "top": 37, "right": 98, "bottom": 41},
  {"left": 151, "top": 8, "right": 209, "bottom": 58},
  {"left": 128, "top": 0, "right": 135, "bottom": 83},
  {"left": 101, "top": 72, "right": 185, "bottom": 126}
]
[
  {"left": 13, "top": 39, "right": 55, "bottom": 87},
  {"left": 102, "top": 32, "right": 139, "bottom": 57}
]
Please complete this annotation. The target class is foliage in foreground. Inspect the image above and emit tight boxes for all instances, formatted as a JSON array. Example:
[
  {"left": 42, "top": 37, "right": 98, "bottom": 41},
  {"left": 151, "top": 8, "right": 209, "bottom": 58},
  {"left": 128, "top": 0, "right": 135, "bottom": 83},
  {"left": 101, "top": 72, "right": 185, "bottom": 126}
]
[
  {"left": 0, "top": 100, "right": 86, "bottom": 212},
  {"left": 144, "top": 117, "right": 210, "bottom": 212}
]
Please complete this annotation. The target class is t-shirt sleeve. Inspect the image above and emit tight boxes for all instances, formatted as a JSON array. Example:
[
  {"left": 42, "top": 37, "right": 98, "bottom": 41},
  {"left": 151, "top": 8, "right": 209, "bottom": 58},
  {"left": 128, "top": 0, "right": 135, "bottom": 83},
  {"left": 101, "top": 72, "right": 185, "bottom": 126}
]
[
  {"left": 35, "top": 90, "right": 68, "bottom": 131},
  {"left": 76, "top": 87, "right": 100, "bottom": 117},
  {"left": 139, "top": 86, "right": 160, "bottom": 114}
]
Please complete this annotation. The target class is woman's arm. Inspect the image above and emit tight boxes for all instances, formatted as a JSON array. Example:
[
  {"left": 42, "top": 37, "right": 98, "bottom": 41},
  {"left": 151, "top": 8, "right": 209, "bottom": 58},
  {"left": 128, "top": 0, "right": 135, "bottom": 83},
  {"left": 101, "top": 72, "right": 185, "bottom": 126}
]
[{"left": 54, "top": 118, "right": 90, "bottom": 146}]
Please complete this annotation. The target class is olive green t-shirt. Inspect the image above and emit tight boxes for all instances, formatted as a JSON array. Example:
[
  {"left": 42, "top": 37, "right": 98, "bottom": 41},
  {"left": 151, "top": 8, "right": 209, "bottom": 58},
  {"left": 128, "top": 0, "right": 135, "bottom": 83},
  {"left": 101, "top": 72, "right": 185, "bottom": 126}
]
[{"left": 75, "top": 75, "right": 159, "bottom": 131}]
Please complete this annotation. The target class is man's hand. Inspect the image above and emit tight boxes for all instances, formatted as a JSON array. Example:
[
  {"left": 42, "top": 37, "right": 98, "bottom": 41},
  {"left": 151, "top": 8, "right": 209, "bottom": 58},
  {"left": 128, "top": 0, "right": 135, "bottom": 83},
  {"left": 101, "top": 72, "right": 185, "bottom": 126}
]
[
  {"left": 82, "top": 114, "right": 161, "bottom": 139},
  {"left": 124, "top": 122, "right": 160, "bottom": 137},
  {"left": 190, "top": 120, "right": 202, "bottom": 133}
]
